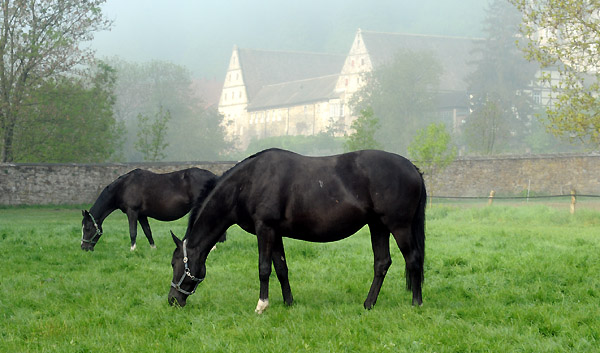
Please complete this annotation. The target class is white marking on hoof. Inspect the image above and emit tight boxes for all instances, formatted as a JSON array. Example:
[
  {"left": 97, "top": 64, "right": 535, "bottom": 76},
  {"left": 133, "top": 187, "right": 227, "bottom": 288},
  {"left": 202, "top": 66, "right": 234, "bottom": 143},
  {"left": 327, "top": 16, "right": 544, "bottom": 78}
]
[
  {"left": 150, "top": 244, "right": 157, "bottom": 249},
  {"left": 130, "top": 243, "right": 137, "bottom": 251},
  {"left": 255, "top": 299, "right": 269, "bottom": 314}
]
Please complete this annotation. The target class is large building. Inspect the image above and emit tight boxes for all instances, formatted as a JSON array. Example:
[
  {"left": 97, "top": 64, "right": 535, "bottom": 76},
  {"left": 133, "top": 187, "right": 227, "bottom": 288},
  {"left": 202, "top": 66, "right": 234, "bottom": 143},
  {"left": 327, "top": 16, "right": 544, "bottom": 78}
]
[{"left": 219, "top": 29, "right": 480, "bottom": 149}]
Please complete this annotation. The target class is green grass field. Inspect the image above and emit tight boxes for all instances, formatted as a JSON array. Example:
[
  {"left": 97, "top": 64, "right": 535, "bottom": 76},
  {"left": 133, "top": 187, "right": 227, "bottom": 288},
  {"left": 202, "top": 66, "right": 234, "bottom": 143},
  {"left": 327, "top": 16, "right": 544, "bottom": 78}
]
[{"left": 0, "top": 204, "right": 598, "bottom": 352}]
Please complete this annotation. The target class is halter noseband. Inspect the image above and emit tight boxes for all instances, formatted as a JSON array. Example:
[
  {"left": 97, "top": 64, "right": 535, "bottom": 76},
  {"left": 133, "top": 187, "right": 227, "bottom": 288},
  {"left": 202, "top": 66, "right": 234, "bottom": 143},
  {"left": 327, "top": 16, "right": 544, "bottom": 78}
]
[
  {"left": 82, "top": 212, "right": 102, "bottom": 245},
  {"left": 171, "top": 239, "right": 204, "bottom": 296}
]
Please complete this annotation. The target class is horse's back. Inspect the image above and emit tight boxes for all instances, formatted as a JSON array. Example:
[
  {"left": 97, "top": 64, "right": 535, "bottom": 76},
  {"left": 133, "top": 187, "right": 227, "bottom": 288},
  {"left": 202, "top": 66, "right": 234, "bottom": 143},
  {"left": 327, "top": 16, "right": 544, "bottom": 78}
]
[
  {"left": 231, "top": 149, "right": 423, "bottom": 240},
  {"left": 118, "top": 168, "right": 216, "bottom": 221}
]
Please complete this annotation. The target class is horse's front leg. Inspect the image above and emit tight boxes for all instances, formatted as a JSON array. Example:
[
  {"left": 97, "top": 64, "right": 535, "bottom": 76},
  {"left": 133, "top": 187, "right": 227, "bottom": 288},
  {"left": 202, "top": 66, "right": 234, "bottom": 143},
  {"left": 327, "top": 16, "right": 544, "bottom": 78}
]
[
  {"left": 272, "top": 236, "right": 293, "bottom": 306},
  {"left": 126, "top": 211, "right": 139, "bottom": 251},
  {"left": 364, "top": 221, "right": 392, "bottom": 309},
  {"left": 255, "top": 223, "right": 275, "bottom": 314},
  {"left": 138, "top": 216, "right": 156, "bottom": 249}
]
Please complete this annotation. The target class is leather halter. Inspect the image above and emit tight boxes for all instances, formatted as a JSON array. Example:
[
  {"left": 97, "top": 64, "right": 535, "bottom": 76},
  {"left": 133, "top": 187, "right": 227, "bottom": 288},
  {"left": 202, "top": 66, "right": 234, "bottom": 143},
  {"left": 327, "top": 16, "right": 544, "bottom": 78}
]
[
  {"left": 82, "top": 212, "right": 102, "bottom": 245},
  {"left": 171, "top": 239, "right": 204, "bottom": 295}
]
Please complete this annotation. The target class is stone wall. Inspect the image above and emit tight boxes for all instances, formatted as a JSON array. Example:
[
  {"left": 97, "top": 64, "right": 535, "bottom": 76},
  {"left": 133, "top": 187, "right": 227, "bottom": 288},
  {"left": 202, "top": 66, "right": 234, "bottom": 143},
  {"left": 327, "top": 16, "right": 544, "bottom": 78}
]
[
  {"left": 426, "top": 154, "right": 600, "bottom": 197},
  {"left": 0, "top": 161, "right": 235, "bottom": 206},
  {"left": 1, "top": 154, "right": 599, "bottom": 206}
]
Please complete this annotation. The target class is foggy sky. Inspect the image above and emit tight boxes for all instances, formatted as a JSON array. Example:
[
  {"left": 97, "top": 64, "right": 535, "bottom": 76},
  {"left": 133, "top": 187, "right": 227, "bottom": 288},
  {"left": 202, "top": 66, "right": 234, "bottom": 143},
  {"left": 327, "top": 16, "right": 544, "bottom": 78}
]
[{"left": 90, "top": 0, "right": 490, "bottom": 79}]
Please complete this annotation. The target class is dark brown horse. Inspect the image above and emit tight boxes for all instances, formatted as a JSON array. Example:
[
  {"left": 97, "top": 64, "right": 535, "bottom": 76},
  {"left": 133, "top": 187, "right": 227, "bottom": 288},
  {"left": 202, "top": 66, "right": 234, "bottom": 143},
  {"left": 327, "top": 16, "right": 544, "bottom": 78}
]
[
  {"left": 168, "top": 149, "right": 426, "bottom": 312},
  {"left": 81, "top": 168, "right": 223, "bottom": 251}
]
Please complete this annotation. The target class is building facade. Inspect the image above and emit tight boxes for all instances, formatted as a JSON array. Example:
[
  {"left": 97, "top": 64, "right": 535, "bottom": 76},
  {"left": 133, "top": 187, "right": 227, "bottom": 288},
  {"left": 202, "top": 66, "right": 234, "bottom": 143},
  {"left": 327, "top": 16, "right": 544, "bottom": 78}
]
[{"left": 219, "top": 29, "right": 480, "bottom": 149}]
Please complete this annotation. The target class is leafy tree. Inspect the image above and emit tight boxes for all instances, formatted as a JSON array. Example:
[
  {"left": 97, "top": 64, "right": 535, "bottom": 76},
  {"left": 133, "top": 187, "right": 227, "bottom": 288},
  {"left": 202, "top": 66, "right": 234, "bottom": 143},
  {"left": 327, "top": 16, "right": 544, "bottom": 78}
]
[
  {"left": 463, "top": 99, "right": 509, "bottom": 155},
  {"left": 407, "top": 123, "right": 456, "bottom": 180},
  {"left": 135, "top": 107, "right": 170, "bottom": 162},
  {"left": 349, "top": 50, "right": 442, "bottom": 154},
  {"left": 110, "top": 58, "right": 232, "bottom": 161},
  {"left": 509, "top": 0, "right": 600, "bottom": 146},
  {"left": 464, "top": 0, "right": 538, "bottom": 154},
  {"left": 11, "top": 61, "right": 123, "bottom": 162},
  {"left": 343, "top": 107, "right": 382, "bottom": 152},
  {"left": 0, "top": 0, "right": 110, "bottom": 162},
  {"left": 171, "top": 105, "right": 233, "bottom": 161}
]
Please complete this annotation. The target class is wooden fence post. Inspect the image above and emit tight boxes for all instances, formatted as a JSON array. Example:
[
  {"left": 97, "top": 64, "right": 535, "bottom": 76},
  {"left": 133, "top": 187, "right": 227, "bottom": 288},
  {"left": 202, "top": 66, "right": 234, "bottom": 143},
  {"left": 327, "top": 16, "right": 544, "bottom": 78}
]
[
  {"left": 570, "top": 190, "right": 576, "bottom": 214},
  {"left": 488, "top": 190, "right": 495, "bottom": 206}
]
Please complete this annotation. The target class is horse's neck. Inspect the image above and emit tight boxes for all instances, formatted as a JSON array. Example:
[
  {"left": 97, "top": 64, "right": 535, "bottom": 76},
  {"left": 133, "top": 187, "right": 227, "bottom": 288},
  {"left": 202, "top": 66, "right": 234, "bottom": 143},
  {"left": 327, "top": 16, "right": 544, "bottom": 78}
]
[
  {"left": 188, "top": 181, "right": 237, "bottom": 251},
  {"left": 89, "top": 188, "right": 118, "bottom": 225}
]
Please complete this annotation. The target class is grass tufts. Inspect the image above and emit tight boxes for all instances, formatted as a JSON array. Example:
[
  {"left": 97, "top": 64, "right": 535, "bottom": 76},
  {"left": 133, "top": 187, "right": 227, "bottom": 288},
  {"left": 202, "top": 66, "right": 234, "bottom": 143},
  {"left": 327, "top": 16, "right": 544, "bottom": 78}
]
[{"left": 0, "top": 204, "right": 599, "bottom": 352}]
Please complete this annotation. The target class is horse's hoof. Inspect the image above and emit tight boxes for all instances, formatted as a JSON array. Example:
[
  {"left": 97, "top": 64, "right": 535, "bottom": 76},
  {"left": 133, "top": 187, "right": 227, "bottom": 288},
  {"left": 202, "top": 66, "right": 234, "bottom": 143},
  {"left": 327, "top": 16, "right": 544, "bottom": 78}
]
[
  {"left": 255, "top": 299, "right": 269, "bottom": 314},
  {"left": 130, "top": 243, "right": 137, "bottom": 251},
  {"left": 150, "top": 244, "right": 157, "bottom": 249}
]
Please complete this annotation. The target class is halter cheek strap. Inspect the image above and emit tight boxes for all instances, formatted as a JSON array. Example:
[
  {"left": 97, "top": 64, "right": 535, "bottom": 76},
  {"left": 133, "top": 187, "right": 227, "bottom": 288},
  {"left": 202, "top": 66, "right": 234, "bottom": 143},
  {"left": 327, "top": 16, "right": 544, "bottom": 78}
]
[
  {"left": 82, "top": 212, "right": 103, "bottom": 245},
  {"left": 171, "top": 239, "right": 204, "bottom": 296}
]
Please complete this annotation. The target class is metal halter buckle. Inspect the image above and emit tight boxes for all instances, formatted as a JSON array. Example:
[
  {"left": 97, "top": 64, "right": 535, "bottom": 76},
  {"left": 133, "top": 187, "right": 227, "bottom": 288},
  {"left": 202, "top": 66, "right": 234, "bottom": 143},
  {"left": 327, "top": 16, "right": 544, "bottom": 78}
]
[{"left": 171, "top": 239, "right": 204, "bottom": 295}]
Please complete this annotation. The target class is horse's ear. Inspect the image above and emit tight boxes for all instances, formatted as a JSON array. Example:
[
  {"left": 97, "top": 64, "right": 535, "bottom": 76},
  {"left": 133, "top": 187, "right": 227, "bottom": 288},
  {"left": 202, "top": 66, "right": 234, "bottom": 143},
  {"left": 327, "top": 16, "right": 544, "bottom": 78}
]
[
  {"left": 82, "top": 210, "right": 89, "bottom": 217},
  {"left": 171, "top": 231, "right": 182, "bottom": 247}
]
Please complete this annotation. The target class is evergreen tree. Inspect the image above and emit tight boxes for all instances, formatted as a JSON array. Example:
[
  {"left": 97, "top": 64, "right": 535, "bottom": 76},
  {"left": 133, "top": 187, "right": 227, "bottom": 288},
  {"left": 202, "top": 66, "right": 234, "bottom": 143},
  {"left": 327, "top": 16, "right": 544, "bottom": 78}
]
[{"left": 464, "top": 0, "right": 538, "bottom": 154}]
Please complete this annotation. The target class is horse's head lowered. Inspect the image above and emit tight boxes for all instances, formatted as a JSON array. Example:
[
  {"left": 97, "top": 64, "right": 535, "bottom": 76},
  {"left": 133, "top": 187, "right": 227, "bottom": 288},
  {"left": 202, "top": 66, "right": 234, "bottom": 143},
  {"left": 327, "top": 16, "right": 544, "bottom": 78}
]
[
  {"left": 168, "top": 231, "right": 205, "bottom": 307},
  {"left": 81, "top": 210, "right": 103, "bottom": 251}
]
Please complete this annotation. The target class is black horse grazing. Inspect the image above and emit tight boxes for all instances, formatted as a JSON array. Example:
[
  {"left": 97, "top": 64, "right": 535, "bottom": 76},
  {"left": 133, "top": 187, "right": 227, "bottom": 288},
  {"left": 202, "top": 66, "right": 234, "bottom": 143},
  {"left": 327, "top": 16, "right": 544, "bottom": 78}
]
[
  {"left": 81, "top": 168, "right": 222, "bottom": 251},
  {"left": 168, "top": 148, "right": 426, "bottom": 312}
]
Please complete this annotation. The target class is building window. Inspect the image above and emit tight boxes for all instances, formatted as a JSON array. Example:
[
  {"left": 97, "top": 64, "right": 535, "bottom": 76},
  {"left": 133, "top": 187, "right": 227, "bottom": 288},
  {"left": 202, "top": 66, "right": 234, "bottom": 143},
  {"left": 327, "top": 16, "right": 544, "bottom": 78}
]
[
  {"left": 330, "top": 103, "right": 340, "bottom": 117},
  {"left": 533, "top": 91, "right": 541, "bottom": 105}
]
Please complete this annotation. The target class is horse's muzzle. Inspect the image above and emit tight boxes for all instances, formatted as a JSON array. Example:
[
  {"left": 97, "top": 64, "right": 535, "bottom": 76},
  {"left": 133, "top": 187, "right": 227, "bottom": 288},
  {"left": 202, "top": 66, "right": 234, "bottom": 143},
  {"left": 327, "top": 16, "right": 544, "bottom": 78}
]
[
  {"left": 81, "top": 243, "right": 95, "bottom": 251},
  {"left": 168, "top": 289, "right": 187, "bottom": 307}
]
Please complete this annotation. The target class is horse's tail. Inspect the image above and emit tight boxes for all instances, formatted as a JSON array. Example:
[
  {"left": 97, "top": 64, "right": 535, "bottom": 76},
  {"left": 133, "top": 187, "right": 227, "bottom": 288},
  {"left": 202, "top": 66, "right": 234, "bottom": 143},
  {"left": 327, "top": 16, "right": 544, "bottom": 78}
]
[{"left": 406, "top": 171, "right": 426, "bottom": 292}]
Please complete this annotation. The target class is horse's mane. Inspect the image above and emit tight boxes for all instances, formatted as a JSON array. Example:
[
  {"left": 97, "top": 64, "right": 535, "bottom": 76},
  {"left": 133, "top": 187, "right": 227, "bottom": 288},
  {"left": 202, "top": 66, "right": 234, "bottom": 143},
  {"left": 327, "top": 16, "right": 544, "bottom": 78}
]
[
  {"left": 183, "top": 149, "right": 278, "bottom": 239},
  {"left": 186, "top": 176, "right": 216, "bottom": 229}
]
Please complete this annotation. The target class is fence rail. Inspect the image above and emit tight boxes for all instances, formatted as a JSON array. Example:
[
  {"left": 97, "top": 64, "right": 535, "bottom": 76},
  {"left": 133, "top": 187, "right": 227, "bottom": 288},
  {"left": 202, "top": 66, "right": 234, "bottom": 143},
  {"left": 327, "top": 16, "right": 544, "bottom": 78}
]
[
  {"left": 431, "top": 194, "right": 600, "bottom": 200},
  {"left": 431, "top": 192, "right": 600, "bottom": 214}
]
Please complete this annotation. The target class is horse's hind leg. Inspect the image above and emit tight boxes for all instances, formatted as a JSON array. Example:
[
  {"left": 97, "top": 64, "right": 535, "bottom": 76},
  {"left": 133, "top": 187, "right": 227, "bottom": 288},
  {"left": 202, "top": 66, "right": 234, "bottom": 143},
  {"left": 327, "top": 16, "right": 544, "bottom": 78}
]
[
  {"left": 126, "top": 211, "right": 138, "bottom": 251},
  {"left": 271, "top": 236, "right": 293, "bottom": 306},
  {"left": 138, "top": 216, "right": 156, "bottom": 249},
  {"left": 364, "top": 221, "right": 392, "bottom": 309},
  {"left": 392, "top": 225, "right": 423, "bottom": 306}
]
